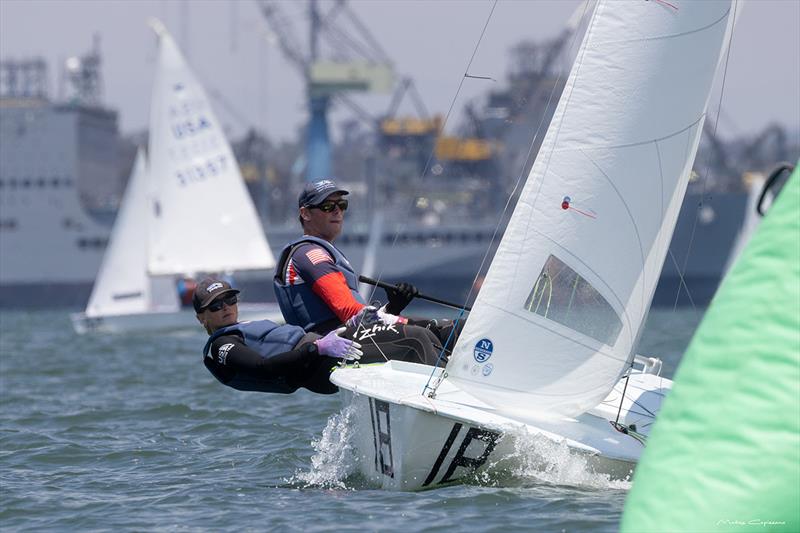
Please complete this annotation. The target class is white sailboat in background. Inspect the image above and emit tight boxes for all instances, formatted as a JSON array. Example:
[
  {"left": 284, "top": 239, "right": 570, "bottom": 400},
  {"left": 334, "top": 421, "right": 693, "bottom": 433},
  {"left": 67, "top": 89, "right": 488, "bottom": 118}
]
[
  {"left": 71, "top": 20, "right": 280, "bottom": 334},
  {"left": 330, "top": 0, "right": 737, "bottom": 490}
]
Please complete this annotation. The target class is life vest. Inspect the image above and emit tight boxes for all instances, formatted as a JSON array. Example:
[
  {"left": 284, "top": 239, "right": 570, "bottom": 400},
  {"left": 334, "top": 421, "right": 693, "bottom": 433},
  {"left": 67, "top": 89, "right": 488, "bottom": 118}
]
[
  {"left": 203, "top": 319, "right": 307, "bottom": 394},
  {"left": 273, "top": 236, "right": 365, "bottom": 332}
]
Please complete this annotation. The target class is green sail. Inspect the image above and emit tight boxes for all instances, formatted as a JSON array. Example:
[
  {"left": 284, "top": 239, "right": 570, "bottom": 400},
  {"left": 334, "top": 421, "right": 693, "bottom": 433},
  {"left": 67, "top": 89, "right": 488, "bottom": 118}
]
[{"left": 622, "top": 164, "right": 800, "bottom": 533}]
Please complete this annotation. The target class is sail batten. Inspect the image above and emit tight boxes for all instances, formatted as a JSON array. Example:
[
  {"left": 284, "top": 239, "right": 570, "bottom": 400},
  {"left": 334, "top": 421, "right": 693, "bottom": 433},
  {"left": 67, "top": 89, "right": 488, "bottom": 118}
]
[{"left": 446, "top": 0, "right": 735, "bottom": 418}]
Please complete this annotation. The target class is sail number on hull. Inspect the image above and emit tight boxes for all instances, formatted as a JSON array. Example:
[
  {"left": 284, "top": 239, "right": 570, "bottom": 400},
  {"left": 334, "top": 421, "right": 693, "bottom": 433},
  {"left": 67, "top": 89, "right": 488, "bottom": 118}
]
[{"left": 369, "top": 399, "right": 501, "bottom": 487}]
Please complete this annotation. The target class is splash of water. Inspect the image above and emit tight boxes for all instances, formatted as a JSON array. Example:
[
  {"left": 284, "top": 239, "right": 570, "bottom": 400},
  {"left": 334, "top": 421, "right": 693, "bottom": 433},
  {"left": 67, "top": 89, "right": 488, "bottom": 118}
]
[
  {"left": 506, "top": 428, "right": 632, "bottom": 490},
  {"left": 292, "top": 406, "right": 631, "bottom": 492},
  {"left": 291, "top": 403, "right": 359, "bottom": 489}
]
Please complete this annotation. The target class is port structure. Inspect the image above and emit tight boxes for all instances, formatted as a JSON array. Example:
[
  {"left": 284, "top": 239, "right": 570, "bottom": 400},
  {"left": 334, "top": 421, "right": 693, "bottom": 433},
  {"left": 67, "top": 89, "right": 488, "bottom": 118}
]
[{"left": 257, "top": 0, "right": 393, "bottom": 182}]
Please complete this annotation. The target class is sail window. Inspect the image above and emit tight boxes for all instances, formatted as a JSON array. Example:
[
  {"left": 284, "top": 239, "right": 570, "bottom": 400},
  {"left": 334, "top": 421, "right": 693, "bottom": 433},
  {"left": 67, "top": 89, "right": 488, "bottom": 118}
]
[{"left": 524, "top": 255, "right": 622, "bottom": 345}]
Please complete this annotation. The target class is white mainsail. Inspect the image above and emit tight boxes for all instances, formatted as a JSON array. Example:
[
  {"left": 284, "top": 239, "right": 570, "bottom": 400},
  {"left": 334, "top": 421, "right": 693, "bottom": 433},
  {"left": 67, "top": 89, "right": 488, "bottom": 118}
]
[
  {"left": 147, "top": 21, "right": 274, "bottom": 277},
  {"left": 447, "top": 1, "right": 736, "bottom": 417},
  {"left": 85, "top": 149, "right": 164, "bottom": 317}
]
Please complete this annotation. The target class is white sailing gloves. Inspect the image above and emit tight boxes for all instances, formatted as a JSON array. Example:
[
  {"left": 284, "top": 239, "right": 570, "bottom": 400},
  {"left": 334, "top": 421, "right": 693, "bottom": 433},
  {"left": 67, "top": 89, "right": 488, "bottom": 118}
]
[
  {"left": 345, "top": 305, "right": 407, "bottom": 329},
  {"left": 376, "top": 305, "right": 406, "bottom": 326}
]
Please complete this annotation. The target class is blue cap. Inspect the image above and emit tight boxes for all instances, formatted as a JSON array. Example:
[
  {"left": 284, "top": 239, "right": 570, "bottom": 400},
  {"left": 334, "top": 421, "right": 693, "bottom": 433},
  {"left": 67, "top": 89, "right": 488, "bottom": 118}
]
[{"left": 298, "top": 179, "right": 349, "bottom": 208}]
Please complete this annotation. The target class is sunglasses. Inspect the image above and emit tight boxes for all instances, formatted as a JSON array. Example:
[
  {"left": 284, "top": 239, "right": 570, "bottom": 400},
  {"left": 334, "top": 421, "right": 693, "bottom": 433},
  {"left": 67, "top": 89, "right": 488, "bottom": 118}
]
[
  {"left": 205, "top": 294, "right": 238, "bottom": 312},
  {"left": 311, "top": 199, "right": 348, "bottom": 213}
]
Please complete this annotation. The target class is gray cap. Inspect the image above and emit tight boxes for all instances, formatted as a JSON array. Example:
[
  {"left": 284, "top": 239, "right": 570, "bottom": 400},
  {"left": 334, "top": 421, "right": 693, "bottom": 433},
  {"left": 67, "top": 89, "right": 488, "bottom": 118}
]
[{"left": 298, "top": 179, "right": 349, "bottom": 208}]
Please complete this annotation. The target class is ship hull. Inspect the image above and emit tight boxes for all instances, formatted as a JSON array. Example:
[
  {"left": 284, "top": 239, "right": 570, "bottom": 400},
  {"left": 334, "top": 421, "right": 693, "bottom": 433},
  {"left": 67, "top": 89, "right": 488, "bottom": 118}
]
[{"left": 0, "top": 281, "right": 95, "bottom": 309}]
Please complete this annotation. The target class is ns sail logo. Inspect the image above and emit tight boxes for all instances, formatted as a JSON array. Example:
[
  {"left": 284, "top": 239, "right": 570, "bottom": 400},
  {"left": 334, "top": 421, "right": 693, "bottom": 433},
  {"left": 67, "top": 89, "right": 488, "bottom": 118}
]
[{"left": 473, "top": 338, "right": 494, "bottom": 363}]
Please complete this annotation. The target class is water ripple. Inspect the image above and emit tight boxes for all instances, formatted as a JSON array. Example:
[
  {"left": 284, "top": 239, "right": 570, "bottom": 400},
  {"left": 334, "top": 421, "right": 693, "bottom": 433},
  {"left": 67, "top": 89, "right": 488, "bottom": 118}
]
[{"left": 0, "top": 309, "right": 701, "bottom": 531}]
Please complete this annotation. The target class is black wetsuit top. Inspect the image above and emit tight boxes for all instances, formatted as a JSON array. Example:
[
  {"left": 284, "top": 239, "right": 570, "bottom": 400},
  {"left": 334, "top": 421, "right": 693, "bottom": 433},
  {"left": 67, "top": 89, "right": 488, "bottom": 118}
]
[
  {"left": 204, "top": 333, "right": 340, "bottom": 394},
  {"left": 204, "top": 324, "right": 449, "bottom": 396}
]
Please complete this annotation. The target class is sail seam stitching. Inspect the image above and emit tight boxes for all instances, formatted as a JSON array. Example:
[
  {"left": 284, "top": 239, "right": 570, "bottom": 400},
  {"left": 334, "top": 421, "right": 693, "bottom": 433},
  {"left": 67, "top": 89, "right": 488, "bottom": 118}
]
[
  {"left": 547, "top": 114, "right": 705, "bottom": 152},
  {"left": 579, "top": 149, "right": 646, "bottom": 350},
  {"left": 592, "top": 7, "right": 731, "bottom": 46}
]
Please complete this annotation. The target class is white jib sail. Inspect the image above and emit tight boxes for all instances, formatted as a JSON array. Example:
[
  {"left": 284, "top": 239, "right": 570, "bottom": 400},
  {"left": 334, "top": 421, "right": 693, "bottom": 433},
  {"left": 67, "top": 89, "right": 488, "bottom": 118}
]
[
  {"left": 86, "top": 149, "right": 153, "bottom": 317},
  {"left": 447, "top": 0, "right": 737, "bottom": 418},
  {"left": 146, "top": 21, "right": 275, "bottom": 276}
]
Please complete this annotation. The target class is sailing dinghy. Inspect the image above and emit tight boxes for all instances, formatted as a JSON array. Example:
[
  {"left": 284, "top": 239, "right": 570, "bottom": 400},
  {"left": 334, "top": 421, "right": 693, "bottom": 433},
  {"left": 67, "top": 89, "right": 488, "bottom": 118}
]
[
  {"left": 330, "top": 0, "right": 738, "bottom": 490},
  {"left": 71, "top": 21, "right": 279, "bottom": 334}
]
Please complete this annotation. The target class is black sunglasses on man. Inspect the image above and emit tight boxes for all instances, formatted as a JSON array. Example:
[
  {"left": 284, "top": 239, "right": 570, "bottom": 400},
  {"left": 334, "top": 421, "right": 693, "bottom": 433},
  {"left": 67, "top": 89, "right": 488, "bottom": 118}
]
[{"left": 309, "top": 199, "right": 348, "bottom": 213}]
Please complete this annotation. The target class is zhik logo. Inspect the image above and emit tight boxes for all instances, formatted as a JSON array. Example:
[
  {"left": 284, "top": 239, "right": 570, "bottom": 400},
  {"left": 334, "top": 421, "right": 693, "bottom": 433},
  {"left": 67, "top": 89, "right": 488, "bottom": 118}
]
[{"left": 356, "top": 323, "right": 399, "bottom": 340}]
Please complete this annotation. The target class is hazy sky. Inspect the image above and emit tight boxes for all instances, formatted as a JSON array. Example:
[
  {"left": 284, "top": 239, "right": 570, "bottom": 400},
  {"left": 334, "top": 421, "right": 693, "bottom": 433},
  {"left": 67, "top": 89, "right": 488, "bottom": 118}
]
[{"left": 1, "top": 0, "right": 798, "bottom": 144}]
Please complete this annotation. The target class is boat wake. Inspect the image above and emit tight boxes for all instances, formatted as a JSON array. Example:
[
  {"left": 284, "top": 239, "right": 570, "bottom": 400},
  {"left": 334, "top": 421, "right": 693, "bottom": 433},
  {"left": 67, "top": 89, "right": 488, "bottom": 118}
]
[{"left": 506, "top": 428, "right": 632, "bottom": 491}]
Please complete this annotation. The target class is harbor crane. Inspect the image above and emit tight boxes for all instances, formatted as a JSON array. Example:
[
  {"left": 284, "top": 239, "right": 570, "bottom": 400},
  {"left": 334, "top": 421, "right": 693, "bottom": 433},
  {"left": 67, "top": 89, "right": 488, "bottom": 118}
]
[{"left": 256, "top": 0, "right": 393, "bottom": 182}]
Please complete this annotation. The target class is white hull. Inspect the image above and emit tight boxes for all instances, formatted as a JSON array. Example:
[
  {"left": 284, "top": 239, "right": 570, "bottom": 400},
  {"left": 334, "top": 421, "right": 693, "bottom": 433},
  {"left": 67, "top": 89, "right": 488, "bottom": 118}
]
[
  {"left": 331, "top": 360, "right": 671, "bottom": 491},
  {"left": 70, "top": 302, "right": 283, "bottom": 335}
]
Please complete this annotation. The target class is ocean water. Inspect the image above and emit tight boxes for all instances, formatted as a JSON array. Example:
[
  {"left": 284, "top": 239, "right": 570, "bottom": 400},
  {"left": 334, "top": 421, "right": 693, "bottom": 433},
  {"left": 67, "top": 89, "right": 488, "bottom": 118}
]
[{"left": 0, "top": 307, "right": 705, "bottom": 531}]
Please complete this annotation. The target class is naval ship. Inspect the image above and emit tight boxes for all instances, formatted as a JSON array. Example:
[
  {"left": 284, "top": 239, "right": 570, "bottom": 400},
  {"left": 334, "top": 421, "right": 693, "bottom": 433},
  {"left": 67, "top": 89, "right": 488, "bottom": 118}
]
[
  {"left": 2, "top": 37, "right": 793, "bottom": 310},
  {"left": 0, "top": 47, "right": 119, "bottom": 308}
]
